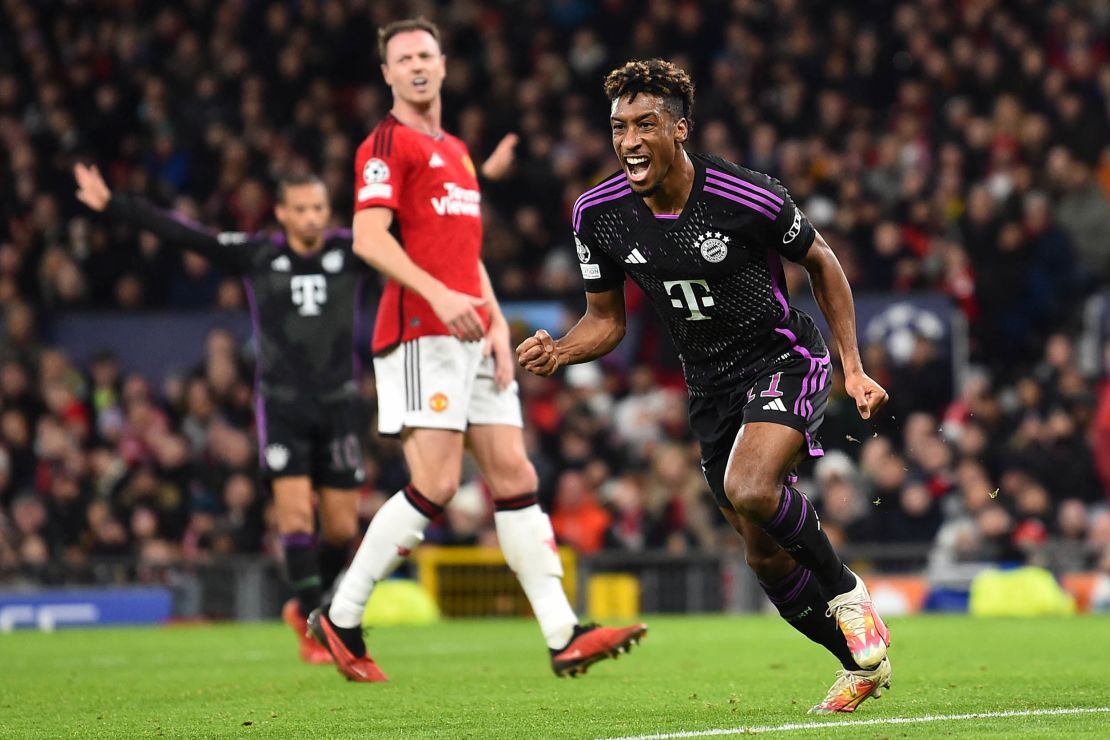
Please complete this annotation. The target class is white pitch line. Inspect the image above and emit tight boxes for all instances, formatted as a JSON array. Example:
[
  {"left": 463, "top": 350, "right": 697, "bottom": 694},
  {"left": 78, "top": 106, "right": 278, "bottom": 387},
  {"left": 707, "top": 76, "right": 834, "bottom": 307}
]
[{"left": 600, "top": 706, "right": 1110, "bottom": 739}]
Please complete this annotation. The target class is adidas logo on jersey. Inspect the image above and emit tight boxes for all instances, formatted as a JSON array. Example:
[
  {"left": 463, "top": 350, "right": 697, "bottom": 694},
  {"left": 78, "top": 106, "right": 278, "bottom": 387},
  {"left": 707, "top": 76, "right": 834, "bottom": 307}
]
[
  {"left": 428, "top": 152, "right": 445, "bottom": 168},
  {"left": 271, "top": 256, "right": 291, "bottom": 272},
  {"left": 762, "top": 398, "right": 788, "bottom": 412},
  {"left": 624, "top": 249, "right": 647, "bottom": 264}
]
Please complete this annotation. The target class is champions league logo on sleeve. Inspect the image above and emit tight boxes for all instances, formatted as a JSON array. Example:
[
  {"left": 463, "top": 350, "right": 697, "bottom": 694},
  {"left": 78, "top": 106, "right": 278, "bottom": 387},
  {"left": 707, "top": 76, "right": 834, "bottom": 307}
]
[
  {"left": 363, "top": 158, "right": 390, "bottom": 184},
  {"left": 359, "top": 158, "right": 392, "bottom": 202},
  {"left": 698, "top": 232, "right": 729, "bottom": 263},
  {"left": 575, "top": 235, "right": 591, "bottom": 263}
]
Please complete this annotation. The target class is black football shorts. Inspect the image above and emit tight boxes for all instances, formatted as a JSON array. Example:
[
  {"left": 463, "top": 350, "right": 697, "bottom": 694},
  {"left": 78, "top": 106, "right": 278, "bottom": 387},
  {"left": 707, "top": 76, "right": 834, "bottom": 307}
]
[
  {"left": 256, "top": 394, "right": 366, "bottom": 490},
  {"left": 690, "top": 353, "right": 831, "bottom": 509}
]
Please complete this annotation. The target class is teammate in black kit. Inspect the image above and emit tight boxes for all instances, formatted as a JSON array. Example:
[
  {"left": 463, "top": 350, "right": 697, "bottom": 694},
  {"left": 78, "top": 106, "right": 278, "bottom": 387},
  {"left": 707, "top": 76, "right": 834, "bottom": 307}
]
[
  {"left": 518, "top": 60, "right": 893, "bottom": 713},
  {"left": 74, "top": 164, "right": 364, "bottom": 664}
]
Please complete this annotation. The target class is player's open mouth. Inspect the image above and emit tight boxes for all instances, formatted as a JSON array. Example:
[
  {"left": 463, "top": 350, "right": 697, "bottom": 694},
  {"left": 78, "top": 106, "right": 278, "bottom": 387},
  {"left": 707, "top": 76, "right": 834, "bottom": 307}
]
[
  {"left": 413, "top": 77, "right": 428, "bottom": 91},
  {"left": 625, "top": 155, "right": 650, "bottom": 183}
]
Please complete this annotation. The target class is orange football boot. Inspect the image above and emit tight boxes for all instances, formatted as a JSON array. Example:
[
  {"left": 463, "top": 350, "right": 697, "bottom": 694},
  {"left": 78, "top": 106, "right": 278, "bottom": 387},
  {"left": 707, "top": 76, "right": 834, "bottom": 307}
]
[{"left": 550, "top": 623, "right": 648, "bottom": 677}]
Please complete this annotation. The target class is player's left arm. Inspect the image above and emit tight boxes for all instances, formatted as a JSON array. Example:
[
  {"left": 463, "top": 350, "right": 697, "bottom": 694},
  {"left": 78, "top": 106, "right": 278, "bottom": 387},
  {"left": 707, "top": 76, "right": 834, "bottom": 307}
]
[
  {"left": 798, "top": 233, "right": 889, "bottom": 420},
  {"left": 477, "top": 262, "right": 514, "bottom": 390}
]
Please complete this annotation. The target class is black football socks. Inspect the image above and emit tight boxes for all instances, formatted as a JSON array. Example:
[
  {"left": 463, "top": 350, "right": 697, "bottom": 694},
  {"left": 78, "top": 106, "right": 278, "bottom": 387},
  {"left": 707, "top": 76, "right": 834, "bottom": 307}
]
[
  {"left": 318, "top": 538, "right": 351, "bottom": 593},
  {"left": 282, "top": 532, "right": 323, "bottom": 618},
  {"left": 760, "top": 487, "right": 856, "bottom": 597},
  {"left": 759, "top": 564, "right": 860, "bottom": 670}
]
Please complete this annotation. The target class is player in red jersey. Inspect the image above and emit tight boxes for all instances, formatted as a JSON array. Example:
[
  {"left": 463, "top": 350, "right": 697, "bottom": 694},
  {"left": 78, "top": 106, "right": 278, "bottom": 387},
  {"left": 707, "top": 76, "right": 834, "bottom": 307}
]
[{"left": 308, "top": 18, "right": 645, "bottom": 682}]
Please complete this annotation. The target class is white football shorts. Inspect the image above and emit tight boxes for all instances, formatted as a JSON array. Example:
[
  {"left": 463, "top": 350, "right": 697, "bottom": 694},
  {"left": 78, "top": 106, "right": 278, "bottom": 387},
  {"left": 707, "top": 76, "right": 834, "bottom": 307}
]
[{"left": 373, "top": 335, "right": 523, "bottom": 435}]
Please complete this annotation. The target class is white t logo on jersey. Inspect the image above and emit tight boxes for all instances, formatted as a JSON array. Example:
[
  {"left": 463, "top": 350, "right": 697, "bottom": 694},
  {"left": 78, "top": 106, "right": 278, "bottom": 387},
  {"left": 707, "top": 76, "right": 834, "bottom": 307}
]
[
  {"left": 291, "top": 275, "right": 327, "bottom": 316},
  {"left": 664, "top": 279, "right": 715, "bottom": 321}
]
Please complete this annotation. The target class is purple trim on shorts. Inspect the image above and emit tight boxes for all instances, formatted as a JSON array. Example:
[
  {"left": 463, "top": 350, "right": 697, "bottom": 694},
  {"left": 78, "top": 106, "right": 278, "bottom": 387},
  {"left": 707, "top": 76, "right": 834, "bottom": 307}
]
[
  {"left": 766, "top": 250, "right": 790, "bottom": 321},
  {"left": 281, "top": 532, "right": 316, "bottom": 548},
  {"left": 704, "top": 168, "right": 785, "bottom": 205},
  {"left": 772, "top": 326, "right": 831, "bottom": 418},
  {"left": 800, "top": 359, "right": 831, "bottom": 419},
  {"left": 704, "top": 174, "right": 783, "bottom": 213},
  {"left": 573, "top": 188, "right": 632, "bottom": 232},
  {"left": 704, "top": 186, "right": 778, "bottom": 220},
  {"left": 788, "top": 491, "right": 810, "bottom": 541},
  {"left": 242, "top": 278, "right": 266, "bottom": 464},
  {"left": 809, "top": 367, "right": 830, "bottom": 417},
  {"left": 805, "top": 431, "right": 826, "bottom": 458},
  {"left": 572, "top": 175, "right": 629, "bottom": 225},
  {"left": 654, "top": 213, "right": 680, "bottom": 219},
  {"left": 795, "top": 357, "right": 819, "bottom": 416},
  {"left": 768, "top": 486, "right": 794, "bottom": 530}
]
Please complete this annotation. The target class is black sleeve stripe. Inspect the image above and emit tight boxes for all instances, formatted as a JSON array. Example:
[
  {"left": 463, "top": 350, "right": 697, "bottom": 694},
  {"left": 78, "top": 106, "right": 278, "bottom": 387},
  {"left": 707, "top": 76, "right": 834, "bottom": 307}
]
[{"left": 384, "top": 119, "right": 396, "bottom": 156}]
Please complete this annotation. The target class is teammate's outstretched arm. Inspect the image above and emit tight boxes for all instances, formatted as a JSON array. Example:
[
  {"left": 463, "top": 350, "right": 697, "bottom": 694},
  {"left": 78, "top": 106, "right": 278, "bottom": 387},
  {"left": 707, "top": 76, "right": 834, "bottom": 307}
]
[
  {"left": 516, "top": 286, "right": 625, "bottom": 376},
  {"left": 352, "top": 207, "right": 486, "bottom": 342},
  {"left": 798, "top": 233, "right": 889, "bottom": 419},
  {"left": 73, "top": 162, "right": 249, "bottom": 271}
]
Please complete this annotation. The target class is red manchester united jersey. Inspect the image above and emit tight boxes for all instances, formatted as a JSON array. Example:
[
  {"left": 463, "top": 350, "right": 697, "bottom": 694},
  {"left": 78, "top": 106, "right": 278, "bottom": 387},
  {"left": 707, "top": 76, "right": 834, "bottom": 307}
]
[{"left": 354, "top": 113, "right": 488, "bottom": 354}]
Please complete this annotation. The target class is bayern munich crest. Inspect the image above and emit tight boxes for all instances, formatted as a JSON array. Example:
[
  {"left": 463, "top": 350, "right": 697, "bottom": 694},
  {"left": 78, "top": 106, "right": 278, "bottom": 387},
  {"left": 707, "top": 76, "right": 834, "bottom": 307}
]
[
  {"left": 322, "top": 249, "right": 344, "bottom": 273},
  {"left": 265, "top": 443, "right": 290, "bottom": 471},
  {"left": 698, "top": 232, "right": 730, "bottom": 263}
]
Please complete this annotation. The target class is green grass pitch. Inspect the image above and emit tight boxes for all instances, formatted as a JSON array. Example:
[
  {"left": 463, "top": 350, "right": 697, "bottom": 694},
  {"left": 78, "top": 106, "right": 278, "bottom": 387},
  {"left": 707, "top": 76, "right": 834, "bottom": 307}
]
[{"left": 2, "top": 614, "right": 1109, "bottom": 738}]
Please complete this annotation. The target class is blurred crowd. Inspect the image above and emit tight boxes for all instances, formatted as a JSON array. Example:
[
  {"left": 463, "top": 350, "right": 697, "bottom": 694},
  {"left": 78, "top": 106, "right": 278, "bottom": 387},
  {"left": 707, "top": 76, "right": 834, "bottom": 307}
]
[{"left": 2, "top": 0, "right": 1110, "bottom": 585}]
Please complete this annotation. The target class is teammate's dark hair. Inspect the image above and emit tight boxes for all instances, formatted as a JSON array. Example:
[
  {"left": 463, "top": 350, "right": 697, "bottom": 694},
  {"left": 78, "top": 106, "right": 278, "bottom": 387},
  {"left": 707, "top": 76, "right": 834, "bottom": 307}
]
[
  {"left": 275, "top": 173, "right": 324, "bottom": 204},
  {"left": 604, "top": 59, "right": 695, "bottom": 125},
  {"left": 378, "top": 18, "right": 442, "bottom": 62}
]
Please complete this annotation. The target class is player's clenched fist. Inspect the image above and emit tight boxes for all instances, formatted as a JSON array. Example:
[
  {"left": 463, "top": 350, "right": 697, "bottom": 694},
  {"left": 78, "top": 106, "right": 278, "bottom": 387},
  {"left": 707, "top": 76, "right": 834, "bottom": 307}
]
[
  {"left": 516, "top": 329, "right": 561, "bottom": 376},
  {"left": 844, "top": 371, "right": 889, "bottom": 420}
]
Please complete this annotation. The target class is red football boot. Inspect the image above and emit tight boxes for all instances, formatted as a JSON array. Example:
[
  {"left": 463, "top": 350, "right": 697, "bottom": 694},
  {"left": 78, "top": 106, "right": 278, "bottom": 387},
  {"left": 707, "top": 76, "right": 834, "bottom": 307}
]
[
  {"left": 550, "top": 622, "right": 648, "bottom": 677},
  {"left": 282, "top": 599, "right": 333, "bottom": 665},
  {"left": 307, "top": 606, "right": 389, "bottom": 683}
]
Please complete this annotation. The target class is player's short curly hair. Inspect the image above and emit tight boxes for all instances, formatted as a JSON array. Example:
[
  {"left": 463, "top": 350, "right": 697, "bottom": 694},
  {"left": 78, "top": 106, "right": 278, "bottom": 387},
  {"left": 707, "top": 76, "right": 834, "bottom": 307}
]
[{"left": 603, "top": 59, "right": 695, "bottom": 124}]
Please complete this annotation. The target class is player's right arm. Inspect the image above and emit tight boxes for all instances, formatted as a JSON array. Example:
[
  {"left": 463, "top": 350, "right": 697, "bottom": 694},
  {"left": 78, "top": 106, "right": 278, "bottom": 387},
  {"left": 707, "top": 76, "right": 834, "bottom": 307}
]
[
  {"left": 73, "top": 163, "right": 251, "bottom": 272},
  {"left": 517, "top": 286, "right": 626, "bottom": 377},
  {"left": 352, "top": 207, "right": 486, "bottom": 341}
]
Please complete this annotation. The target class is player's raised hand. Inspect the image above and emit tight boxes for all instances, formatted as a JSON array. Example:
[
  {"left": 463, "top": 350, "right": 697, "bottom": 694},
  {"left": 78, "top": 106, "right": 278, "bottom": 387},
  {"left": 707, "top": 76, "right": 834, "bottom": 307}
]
[
  {"left": 516, "top": 329, "right": 560, "bottom": 377},
  {"left": 845, "top": 371, "right": 889, "bottom": 420},
  {"left": 73, "top": 163, "right": 112, "bottom": 212},
  {"left": 429, "top": 285, "right": 487, "bottom": 342},
  {"left": 479, "top": 133, "right": 519, "bottom": 181},
  {"left": 483, "top": 316, "right": 515, "bottom": 390}
]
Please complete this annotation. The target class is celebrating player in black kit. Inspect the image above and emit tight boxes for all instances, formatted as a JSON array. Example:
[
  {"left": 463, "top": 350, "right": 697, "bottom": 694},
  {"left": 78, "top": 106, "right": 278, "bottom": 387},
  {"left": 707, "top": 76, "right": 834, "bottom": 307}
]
[
  {"left": 74, "top": 164, "right": 364, "bottom": 665},
  {"left": 518, "top": 60, "right": 893, "bottom": 713}
]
